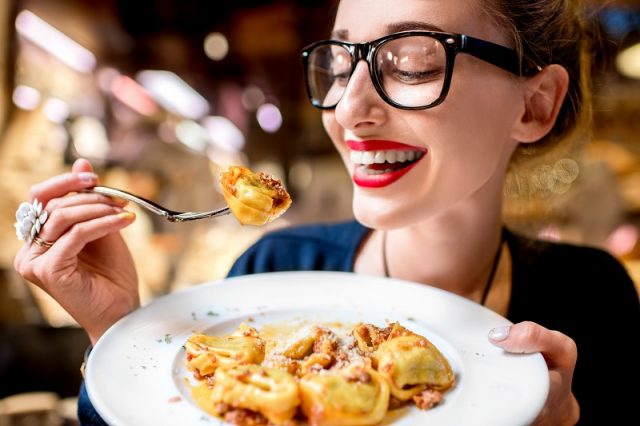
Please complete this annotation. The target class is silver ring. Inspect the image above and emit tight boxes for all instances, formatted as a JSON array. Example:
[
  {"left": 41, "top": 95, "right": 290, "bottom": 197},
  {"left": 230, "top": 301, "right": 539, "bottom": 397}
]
[
  {"left": 14, "top": 198, "right": 49, "bottom": 244},
  {"left": 33, "top": 236, "right": 54, "bottom": 249}
]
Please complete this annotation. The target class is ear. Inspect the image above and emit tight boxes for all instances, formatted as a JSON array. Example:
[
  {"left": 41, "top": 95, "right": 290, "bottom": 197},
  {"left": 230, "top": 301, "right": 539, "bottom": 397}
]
[{"left": 510, "top": 64, "right": 569, "bottom": 143}]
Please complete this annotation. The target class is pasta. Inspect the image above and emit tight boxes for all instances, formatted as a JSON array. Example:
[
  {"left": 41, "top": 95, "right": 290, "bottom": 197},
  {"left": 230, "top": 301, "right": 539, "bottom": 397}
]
[
  {"left": 211, "top": 364, "right": 300, "bottom": 425},
  {"left": 299, "top": 363, "right": 390, "bottom": 426},
  {"left": 372, "top": 334, "right": 455, "bottom": 401},
  {"left": 185, "top": 321, "right": 455, "bottom": 426},
  {"left": 220, "top": 166, "right": 292, "bottom": 226},
  {"left": 185, "top": 323, "right": 265, "bottom": 378}
]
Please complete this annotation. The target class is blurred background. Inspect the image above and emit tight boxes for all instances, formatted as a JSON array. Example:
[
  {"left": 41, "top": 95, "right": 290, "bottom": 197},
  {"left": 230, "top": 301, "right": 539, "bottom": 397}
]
[{"left": 0, "top": 0, "right": 639, "bottom": 423}]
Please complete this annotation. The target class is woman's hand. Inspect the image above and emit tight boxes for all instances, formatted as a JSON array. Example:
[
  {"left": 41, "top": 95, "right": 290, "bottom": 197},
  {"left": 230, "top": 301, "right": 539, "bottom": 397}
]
[
  {"left": 14, "top": 158, "right": 139, "bottom": 345},
  {"left": 488, "top": 321, "right": 580, "bottom": 426}
]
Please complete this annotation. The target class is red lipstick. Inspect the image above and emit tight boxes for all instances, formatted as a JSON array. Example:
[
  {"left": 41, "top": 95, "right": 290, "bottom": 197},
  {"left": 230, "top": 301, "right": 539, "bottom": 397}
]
[
  {"left": 346, "top": 140, "right": 427, "bottom": 188},
  {"left": 346, "top": 140, "right": 420, "bottom": 151}
]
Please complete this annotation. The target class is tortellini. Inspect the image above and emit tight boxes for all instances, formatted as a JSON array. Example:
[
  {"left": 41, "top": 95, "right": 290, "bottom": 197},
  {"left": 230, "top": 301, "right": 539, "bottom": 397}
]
[
  {"left": 185, "top": 323, "right": 265, "bottom": 377},
  {"left": 220, "top": 165, "right": 292, "bottom": 226},
  {"left": 300, "top": 363, "right": 390, "bottom": 426},
  {"left": 354, "top": 322, "right": 454, "bottom": 400},
  {"left": 211, "top": 364, "right": 299, "bottom": 425},
  {"left": 186, "top": 321, "right": 455, "bottom": 425},
  {"left": 372, "top": 334, "right": 455, "bottom": 400}
]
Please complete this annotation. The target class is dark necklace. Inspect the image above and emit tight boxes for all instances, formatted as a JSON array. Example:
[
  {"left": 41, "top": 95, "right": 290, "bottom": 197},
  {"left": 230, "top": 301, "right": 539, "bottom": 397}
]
[{"left": 381, "top": 229, "right": 504, "bottom": 306}]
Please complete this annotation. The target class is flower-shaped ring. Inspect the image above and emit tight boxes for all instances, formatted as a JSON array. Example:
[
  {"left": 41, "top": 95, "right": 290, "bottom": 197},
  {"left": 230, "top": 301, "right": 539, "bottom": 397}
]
[{"left": 15, "top": 199, "right": 49, "bottom": 245}]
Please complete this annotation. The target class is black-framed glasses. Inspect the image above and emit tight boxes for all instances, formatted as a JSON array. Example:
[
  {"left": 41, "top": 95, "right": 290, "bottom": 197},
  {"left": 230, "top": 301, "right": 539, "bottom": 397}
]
[{"left": 301, "top": 31, "right": 541, "bottom": 110}]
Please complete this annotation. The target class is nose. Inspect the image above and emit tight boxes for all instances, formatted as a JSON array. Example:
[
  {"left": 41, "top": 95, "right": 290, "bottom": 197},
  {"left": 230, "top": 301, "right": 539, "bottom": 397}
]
[{"left": 334, "top": 60, "right": 387, "bottom": 130}]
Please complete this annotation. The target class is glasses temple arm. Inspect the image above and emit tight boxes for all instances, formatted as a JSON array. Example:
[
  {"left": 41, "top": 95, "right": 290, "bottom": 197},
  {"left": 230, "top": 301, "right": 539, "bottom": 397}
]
[{"left": 461, "top": 36, "right": 540, "bottom": 76}]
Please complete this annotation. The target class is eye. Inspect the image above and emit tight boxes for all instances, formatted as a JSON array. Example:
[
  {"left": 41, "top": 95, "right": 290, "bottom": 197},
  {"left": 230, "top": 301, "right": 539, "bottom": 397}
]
[
  {"left": 330, "top": 49, "right": 352, "bottom": 84},
  {"left": 378, "top": 52, "right": 444, "bottom": 84},
  {"left": 377, "top": 37, "right": 446, "bottom": 84},
  {"left": 331, "top": 70, "right": 351, "bottom": 84},
  {"left": 392, "top": 68, "right": 443, "bottom": 83}
]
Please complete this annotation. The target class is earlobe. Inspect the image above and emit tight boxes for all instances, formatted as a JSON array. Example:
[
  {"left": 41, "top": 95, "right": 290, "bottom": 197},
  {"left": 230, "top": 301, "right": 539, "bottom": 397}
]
[{"left": 511, "top": 64, "right": 569, "bottom": 143}]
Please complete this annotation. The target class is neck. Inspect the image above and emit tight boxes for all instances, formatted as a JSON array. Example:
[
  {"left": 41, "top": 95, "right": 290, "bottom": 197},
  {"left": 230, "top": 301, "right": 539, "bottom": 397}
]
[
  {"left": 379, "top": 192, "right": 505, "bottom": 302},
  {"left": 382, "top": 227, "right": 503, "bottom": 306}
]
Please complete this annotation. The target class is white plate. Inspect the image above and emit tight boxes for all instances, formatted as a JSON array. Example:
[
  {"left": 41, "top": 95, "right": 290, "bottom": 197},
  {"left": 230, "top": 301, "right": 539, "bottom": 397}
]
[{"left": 86, "top": 271, "right": 548, "bottom": 426}]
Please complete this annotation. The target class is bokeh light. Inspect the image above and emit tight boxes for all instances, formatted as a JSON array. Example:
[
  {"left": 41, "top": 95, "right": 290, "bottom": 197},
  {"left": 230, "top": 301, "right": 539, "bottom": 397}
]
[
  {"left": 204, "top": 32, "right": 229, "bottom": 61},
  {"left": 256, "top": 103, "right": 282, "bottom": 133}
]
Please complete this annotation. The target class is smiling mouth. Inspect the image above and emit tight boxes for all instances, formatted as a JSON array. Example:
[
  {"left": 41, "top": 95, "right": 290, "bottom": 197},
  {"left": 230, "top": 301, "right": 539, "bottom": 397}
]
[{"left": 350, "top": 149, "right": 426, "bottom": 174}]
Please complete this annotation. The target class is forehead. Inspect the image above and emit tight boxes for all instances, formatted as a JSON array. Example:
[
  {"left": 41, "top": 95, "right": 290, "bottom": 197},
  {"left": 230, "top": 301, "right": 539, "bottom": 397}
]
[{"left": 334, "top": 0, "right": 504, "bottom": 43}]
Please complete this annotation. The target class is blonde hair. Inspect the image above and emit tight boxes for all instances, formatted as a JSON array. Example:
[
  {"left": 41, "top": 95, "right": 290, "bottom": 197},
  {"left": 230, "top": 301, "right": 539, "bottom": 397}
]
[{"left": 484, "top": 0, "right": 595, "bottom": 162}]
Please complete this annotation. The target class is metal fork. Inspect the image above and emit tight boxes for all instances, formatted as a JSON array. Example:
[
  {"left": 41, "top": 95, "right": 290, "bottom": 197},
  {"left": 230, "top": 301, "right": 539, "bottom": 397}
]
[{"left": 88, "top": 186, "right": 231, "bottom": 222}]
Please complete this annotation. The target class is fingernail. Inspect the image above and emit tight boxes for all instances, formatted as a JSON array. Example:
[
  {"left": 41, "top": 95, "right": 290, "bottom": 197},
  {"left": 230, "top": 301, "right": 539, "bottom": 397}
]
[
  {"left": 488, "top": 325, "right": 510, "bottom": 341},
  {"left": 117, "top": 211, "right": 136, "bottom": 220},
  {"left": 78, "top": 172, "right": 98, "bottom": 183}
]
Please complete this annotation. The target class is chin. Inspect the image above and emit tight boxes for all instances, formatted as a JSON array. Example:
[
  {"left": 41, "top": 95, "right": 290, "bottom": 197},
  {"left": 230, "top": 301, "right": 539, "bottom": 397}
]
[
  {"left": 351, "top": 194, "right": 410, "bottom": 230},
  {"left": 352, "top": 187, "right": 450, "bottom": 230}
]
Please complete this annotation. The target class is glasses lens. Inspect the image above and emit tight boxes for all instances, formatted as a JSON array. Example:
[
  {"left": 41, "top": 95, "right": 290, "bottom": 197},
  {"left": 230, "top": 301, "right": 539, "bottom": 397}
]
[
  {"left": 306, "top": 43, "right": 352, "bottom": 108},
  {"left": 375, "top": 35, "right": 447, "bottom": 108}
]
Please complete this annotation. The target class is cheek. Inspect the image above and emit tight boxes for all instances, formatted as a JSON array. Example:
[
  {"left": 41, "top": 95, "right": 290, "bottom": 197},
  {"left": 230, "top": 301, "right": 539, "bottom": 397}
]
[
  {"left": 321, "top": 111, "right": 334, "bottom": 138},
  {"left": 428, "top": 111, "right": 514, "bottom": 201},
  {"left": 435, "top": 72, "right": 522, "bottom": 166},
  {"left": 377, "top": 77, "right": 521, "bottom": 221},
  {"left": 322, "top": 112, "right": 348, "bottom": 159}
]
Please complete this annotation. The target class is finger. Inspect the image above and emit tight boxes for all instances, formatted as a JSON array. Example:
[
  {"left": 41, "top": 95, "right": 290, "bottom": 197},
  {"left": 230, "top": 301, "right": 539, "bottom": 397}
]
[
  {"left": 71, "top": 158, "right": 95, "bottom": 174},
  {"left": 29, "top": 172, "right": 99, "bottom": 205},
  {"left": 488, "top": 321, "right": 577, "bottom": 370},
  {"left": 49, "top": 211, "right": 136, "bottom": 258},
  {"left": 36, "top": 204, "right": 127, "bottom": 243},
  {"left": 46, "top": 192, "right": 129, "bottom": 211},
  {"left": 14, "top": 241, "right": 35, "bottom": 273}
]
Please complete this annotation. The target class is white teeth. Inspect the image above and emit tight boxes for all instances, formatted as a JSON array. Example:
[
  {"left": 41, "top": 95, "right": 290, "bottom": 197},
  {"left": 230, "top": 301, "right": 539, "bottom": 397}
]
[
  {"left": 349, "top": 149, "right": 424, "bottom": 165},
  {"left": 362, "top": 151, "right": 375, "bottom": 164}
]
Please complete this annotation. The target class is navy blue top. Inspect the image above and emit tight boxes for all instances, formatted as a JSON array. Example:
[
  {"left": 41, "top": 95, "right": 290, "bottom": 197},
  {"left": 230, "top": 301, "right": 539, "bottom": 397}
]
[{"left": 79, "top": 220, "right": 639, "bottom": 425}]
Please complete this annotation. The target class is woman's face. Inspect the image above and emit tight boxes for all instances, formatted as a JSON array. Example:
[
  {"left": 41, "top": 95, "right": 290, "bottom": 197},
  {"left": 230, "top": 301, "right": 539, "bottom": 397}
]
[{"left": 323, "top": 0, "right": 525, "bottom": 228}]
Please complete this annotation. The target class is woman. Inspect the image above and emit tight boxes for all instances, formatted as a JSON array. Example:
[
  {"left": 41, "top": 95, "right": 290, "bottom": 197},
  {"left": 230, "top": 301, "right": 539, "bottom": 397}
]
[{"left": 13, "top": 0, "right": 639, "bottom": 425}]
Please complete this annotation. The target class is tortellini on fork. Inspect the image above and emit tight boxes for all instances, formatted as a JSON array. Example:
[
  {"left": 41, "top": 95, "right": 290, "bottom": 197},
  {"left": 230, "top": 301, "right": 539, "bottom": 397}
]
[{"left": 220, "top": 165, "right": 292, "bottom": 226}]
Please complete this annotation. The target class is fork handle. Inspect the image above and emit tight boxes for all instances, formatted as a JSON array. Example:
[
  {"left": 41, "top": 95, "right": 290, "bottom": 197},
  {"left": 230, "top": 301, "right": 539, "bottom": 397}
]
[{"left": 87, "top": 186, "right": 174, "bottom": 218}]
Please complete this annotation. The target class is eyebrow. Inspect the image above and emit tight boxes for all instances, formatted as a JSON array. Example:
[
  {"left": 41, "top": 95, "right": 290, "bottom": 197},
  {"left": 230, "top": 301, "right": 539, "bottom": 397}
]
[{"left": 331, "top": 21, "right": 446, "bottom": 40}]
